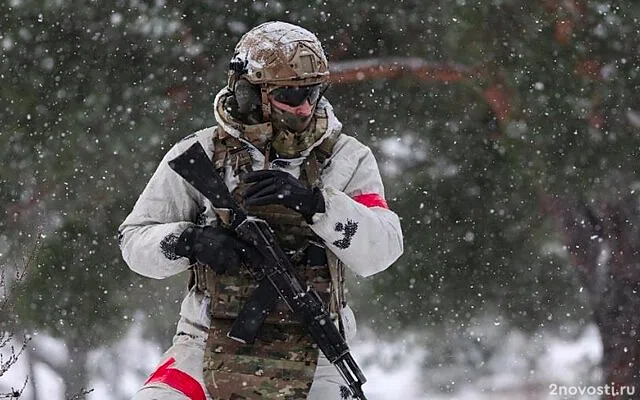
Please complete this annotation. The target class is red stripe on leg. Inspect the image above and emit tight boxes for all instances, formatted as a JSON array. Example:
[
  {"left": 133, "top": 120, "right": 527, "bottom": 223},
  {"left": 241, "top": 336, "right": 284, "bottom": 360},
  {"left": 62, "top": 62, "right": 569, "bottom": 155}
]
[{"left": 145, "top": 357, "right": 206, "bottom": 400}]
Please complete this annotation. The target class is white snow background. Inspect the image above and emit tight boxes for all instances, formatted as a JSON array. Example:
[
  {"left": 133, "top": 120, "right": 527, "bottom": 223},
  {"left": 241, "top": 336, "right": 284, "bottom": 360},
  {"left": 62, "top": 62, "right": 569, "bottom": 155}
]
[{"left": 1, "top": 316, "right": 603, "bottom": 400}]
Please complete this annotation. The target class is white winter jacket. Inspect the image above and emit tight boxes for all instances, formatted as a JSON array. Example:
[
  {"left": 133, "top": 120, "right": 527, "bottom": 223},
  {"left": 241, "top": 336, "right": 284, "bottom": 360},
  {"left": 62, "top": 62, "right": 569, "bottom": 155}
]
[{"left": 119, "top": 98, "right": 404, "bottom": 339}]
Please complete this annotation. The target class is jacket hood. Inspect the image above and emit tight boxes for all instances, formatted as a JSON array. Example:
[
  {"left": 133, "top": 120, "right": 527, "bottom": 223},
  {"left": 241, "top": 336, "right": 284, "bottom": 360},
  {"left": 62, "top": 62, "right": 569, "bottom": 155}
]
[{"left": 213, "top": 86, "right": 342, "bottom": 159}]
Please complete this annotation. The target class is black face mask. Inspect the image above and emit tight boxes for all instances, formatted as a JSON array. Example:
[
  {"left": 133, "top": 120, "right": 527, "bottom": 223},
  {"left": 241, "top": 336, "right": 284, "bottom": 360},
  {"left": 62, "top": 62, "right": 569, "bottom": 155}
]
[{"left": 270, "top": 85, "right": 322, "bottom": 107}]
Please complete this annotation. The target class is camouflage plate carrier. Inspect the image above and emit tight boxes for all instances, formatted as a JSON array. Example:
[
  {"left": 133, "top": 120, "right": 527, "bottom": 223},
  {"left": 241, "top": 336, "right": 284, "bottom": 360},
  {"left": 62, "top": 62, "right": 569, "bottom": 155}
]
[{"left": 194, "top": 121, "right": 345, "bottom": 399}]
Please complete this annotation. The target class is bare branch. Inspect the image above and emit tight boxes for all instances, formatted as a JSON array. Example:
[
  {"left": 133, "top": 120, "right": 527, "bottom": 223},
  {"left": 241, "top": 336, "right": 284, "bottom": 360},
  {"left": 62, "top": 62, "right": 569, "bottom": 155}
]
[
  {"left": 0, "top": 334, "right": 31, "bottom": 378},
  {"left": 0, "top": 376, "right": 28, "bottom": 399},
  {"left": 329, "top": 57, "right": 513, "bottom": 124},
  {"left": 329, "top": 57, "right": 479, "bottom": 84},
  {"left": 67, "top": 388, "right": 94, "bottom": 400},
  {"left": 0, "top": 231, "right": 42, "bottom": 399},
  {"left": 0, "top": 230, "right": 41, "bottom": 317}
]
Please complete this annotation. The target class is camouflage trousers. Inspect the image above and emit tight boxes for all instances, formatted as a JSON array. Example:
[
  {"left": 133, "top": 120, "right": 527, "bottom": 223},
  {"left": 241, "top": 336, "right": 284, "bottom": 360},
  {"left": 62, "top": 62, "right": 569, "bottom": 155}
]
[{"left": 131, "top": 316, "right": 355, "bottom": 400}]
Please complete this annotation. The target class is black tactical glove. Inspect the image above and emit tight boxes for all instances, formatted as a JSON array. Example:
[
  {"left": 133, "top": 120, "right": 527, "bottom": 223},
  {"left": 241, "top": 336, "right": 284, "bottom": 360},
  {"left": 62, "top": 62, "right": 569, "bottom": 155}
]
[
  {"left": 174, "top": 225, "right": 259, "bottom": 273},
  {"left": 241, "top": 169, "right": 325, "bottom": 223}
]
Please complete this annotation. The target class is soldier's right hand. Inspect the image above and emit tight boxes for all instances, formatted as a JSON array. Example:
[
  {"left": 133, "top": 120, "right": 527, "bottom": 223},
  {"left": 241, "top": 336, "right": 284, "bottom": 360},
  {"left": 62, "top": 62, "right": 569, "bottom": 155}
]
[{"left": 174, "top": 225, "right": 259, "bottom": 273}]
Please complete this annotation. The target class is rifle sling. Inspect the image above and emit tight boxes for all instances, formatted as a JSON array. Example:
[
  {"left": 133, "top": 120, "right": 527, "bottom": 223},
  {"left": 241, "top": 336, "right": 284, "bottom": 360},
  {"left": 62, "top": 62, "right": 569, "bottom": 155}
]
[{"left": 227, "top": 280, "right": 279, "bottom": 344}]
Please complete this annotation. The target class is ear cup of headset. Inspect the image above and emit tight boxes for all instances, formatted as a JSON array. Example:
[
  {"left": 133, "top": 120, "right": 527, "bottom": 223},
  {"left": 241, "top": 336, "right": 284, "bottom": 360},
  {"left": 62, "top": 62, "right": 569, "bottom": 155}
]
[{"left": 234, "top": 79, "right": 262, "bottom": 117}]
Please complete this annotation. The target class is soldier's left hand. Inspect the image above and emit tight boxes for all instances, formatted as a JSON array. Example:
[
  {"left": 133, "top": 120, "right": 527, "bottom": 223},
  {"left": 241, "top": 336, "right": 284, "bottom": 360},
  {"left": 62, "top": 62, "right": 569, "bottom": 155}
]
[{"left": 241, "top": 169, "right": 325, "bottom": 223}]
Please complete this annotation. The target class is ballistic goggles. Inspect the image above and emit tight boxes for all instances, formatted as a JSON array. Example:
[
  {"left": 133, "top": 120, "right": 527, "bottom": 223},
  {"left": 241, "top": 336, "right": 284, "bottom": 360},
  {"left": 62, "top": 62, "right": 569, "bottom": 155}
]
[{"left": 270, "top": 85, "right": 322, "bottom": 107}]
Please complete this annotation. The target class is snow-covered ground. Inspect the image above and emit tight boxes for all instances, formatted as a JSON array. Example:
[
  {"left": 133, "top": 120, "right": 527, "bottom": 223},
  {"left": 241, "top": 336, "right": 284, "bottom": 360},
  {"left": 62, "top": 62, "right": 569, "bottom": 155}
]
[
  {"left": 350, "top": 324, "right": 602, "bottom": 400},
  {"left": 1, "top": 320, "right": 603, "bottom": 400}
]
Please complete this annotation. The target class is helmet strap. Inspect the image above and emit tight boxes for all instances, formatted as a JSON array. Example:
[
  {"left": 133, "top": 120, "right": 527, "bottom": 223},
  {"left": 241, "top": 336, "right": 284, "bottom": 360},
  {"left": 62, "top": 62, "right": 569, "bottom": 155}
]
[
  {"left": 260, "top": 86, "right": 271, "bottom": 121},
  {"left": 262, "top": 141, "right": 272, "bottom": 169}
]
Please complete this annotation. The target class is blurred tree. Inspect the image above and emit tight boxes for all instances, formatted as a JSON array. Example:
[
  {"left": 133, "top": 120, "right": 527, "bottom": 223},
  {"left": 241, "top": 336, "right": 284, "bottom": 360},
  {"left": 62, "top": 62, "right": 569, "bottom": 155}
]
[
  {"left": 0, "top": 0, "right": 203, "bottom": 395},
  {"left": 319, "top": 1, "right": 640, "bottom": 395},
  {"left": 333, "top": 0, "right": 640, "bottom": 395}
]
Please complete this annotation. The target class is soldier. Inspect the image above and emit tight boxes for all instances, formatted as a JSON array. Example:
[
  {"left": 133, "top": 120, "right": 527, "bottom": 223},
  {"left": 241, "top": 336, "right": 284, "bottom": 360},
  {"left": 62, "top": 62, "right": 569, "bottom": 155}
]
[{"left": 119, "top": 21, "right": 403, "bottom": 400}]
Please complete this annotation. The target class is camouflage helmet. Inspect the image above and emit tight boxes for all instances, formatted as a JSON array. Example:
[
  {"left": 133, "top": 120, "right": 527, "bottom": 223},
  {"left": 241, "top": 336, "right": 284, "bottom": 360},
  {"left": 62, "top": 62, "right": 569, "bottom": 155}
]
[{"left": 228, "top": 21, "right": 329, "bottom": 89}]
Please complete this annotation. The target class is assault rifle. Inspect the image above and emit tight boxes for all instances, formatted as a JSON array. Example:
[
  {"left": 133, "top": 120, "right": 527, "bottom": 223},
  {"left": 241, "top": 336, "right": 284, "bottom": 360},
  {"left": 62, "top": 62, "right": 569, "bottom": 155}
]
[{"left": 168, "top": 142, "right": 368, "bottom": 400}]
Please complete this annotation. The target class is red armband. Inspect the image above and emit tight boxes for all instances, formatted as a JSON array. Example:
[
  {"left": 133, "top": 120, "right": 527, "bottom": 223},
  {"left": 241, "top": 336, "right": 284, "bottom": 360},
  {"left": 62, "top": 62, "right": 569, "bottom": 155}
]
[{"left": 353, "top": 193, "right": 389, "bottom": 209}]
